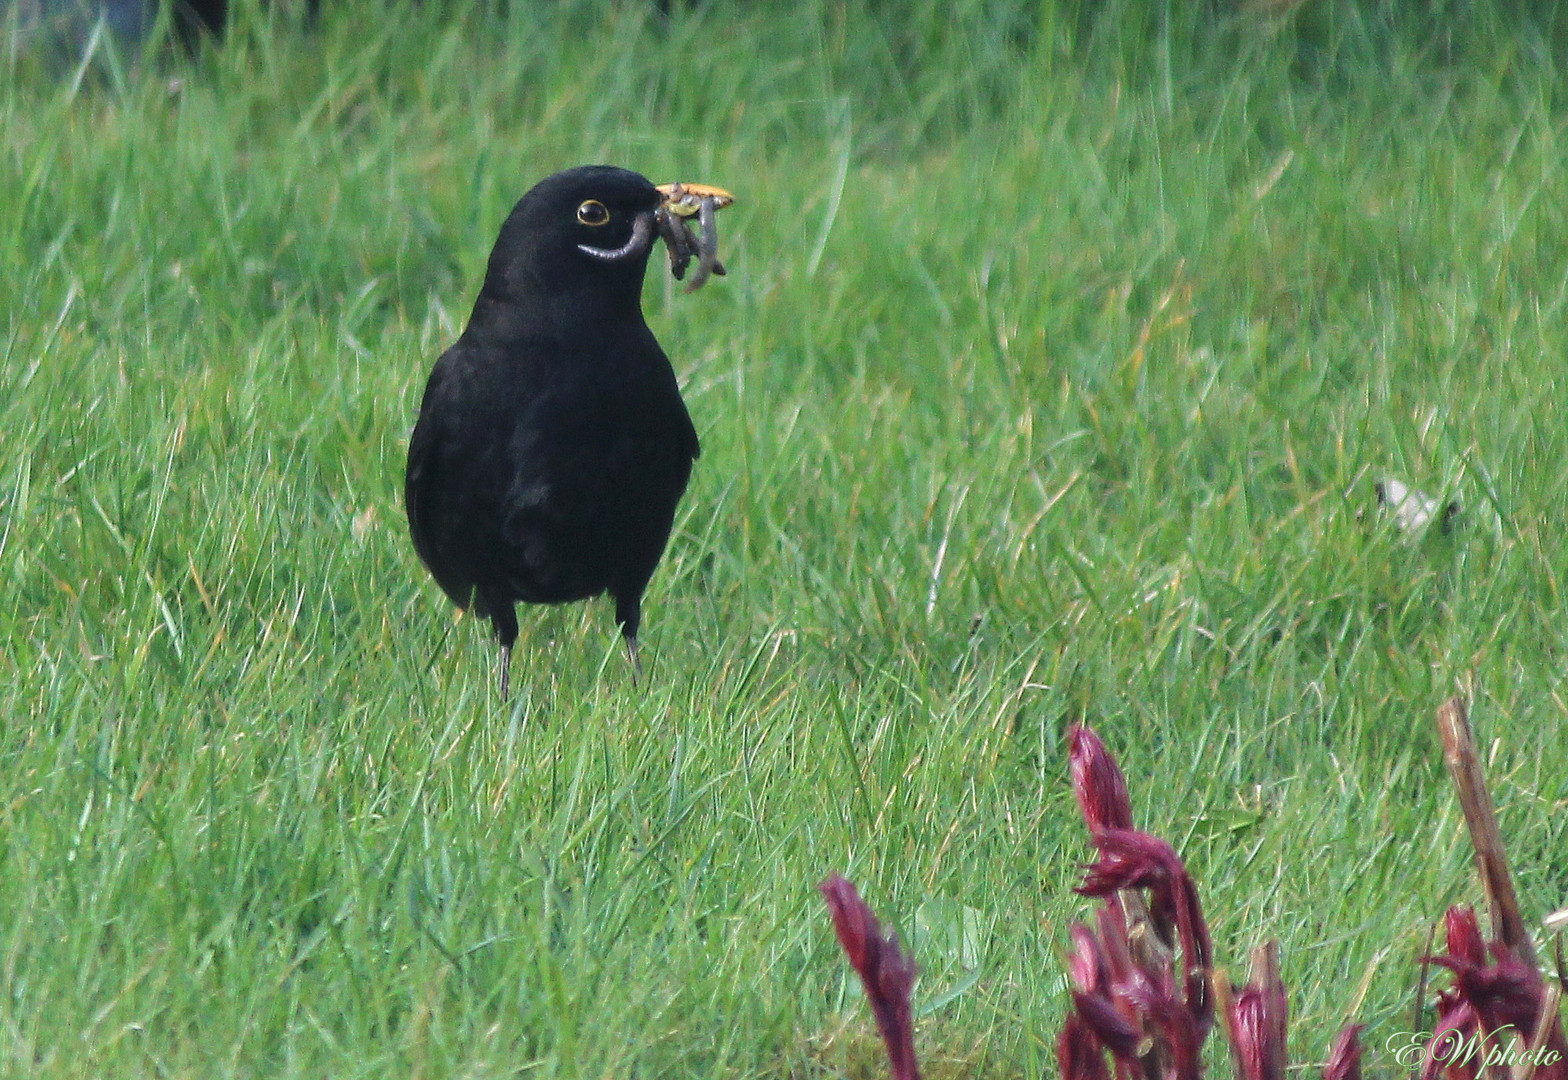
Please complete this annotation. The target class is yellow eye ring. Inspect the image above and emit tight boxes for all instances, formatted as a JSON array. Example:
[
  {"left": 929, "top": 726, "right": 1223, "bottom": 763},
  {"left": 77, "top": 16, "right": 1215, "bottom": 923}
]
[{"left": 576, "top": 200, "right": 610, "bottom": 226}]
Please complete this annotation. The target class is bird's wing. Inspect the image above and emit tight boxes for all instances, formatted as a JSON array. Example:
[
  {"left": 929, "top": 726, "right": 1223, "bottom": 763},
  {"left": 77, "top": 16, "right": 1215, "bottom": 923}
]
[
  {"left": 404, "top": 396, "right": 448, "bottom": 579},
  {"left": 405, "top": 347, "right": 480, "bottom": 603}
]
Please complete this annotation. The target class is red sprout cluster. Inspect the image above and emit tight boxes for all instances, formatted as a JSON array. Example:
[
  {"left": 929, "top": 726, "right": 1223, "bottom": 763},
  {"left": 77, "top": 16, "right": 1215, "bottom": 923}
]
[
  {"left": 819, "top": 719, "right": 1561, "bottom": 1080},
  {"left": 1060, "top": 723, "right": 1362, "bottom": 1080},
  {"left": 1420, "top": 905, "right": 1567, "bottom": 1080}
]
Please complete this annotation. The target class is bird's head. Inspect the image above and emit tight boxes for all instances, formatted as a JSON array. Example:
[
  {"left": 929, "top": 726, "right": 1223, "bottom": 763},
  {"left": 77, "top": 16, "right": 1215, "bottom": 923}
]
[
  {"left": 482, "top": 166, "right": 664, "bottom": 304},
  {"left": 476, "top": 165, "right": 733, "bottom": 311}
]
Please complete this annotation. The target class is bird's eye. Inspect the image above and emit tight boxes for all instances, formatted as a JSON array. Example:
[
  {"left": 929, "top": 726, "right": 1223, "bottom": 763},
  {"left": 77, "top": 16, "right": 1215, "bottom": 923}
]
[{"left": 576, "top": 200, "right": 610, "bottom": 226}]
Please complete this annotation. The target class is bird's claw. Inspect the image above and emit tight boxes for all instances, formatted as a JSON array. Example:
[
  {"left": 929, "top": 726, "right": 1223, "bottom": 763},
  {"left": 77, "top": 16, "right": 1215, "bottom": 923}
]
[{"left": 655, "top": 183, "right": 732, "bottom": 293}]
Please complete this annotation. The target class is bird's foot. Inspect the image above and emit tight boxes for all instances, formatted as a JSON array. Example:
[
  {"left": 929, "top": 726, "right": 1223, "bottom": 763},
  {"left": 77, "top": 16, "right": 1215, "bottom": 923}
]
[{"left": 624, "top": 635, "right": 642, "bottom": 683}]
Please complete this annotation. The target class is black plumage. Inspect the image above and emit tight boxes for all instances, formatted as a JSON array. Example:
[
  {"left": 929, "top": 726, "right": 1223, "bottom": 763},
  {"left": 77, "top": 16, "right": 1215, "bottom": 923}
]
[{"left": 406, "top": 166, "right": 700, "bottom": 695}]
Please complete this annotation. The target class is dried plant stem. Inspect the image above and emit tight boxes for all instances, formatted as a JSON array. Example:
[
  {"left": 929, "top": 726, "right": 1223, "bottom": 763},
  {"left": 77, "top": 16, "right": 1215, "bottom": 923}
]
[
  {"left": 1517, "top": 980, "right": 1561, "bottom": 1080},
  {"left": 1212, "top": 968, "right": 1242, "bottom": 1080},
  {"left": 1120, "top": 891, "right": 1171, "bottom": 973},
  {"left": 1434, "top": 696, "right": 1536, "bottom": 966},
  {"left": 1250, "top": 942, "right": 1285, "bottom": 1039}
]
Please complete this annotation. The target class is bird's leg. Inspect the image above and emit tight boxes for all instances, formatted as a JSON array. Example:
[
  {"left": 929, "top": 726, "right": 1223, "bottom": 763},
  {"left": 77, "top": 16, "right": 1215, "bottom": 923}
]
[
  {"left": 490, "top": 602, "right": 519, "bottom": 700},
  {"left": 614, "top": 594, "right": 643, "bottom": 683}
]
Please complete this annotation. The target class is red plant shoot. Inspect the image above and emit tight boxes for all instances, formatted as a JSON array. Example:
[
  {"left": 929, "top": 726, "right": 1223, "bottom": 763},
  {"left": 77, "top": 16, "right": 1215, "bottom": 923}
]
[
  {"left": 1068, "top": 722, "right": 1135, "bottom": 836},
  {"left": 819, "top": 874, "right": 921, "bottom": 1080},
  {"left": 1322, "top": 1025, "right": 1364, "bottom": 1080}
]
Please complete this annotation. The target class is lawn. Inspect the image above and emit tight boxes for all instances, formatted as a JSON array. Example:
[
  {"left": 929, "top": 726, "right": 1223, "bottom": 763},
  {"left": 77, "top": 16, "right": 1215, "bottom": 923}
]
[{"left": 1, "top": 1, "right": 1565, "bottom": 1076}]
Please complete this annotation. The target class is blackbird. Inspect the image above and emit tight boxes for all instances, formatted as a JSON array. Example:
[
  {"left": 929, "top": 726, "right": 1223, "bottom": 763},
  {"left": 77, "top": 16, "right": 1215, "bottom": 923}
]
[{"left": 406, "top": 165, "right": 703, "bottom": 696}]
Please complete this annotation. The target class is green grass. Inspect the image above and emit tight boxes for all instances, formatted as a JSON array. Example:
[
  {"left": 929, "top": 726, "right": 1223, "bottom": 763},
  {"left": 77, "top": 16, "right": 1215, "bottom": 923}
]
[{"left": 2, "top": 1, "right": 1567, "bottom": 1076}]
